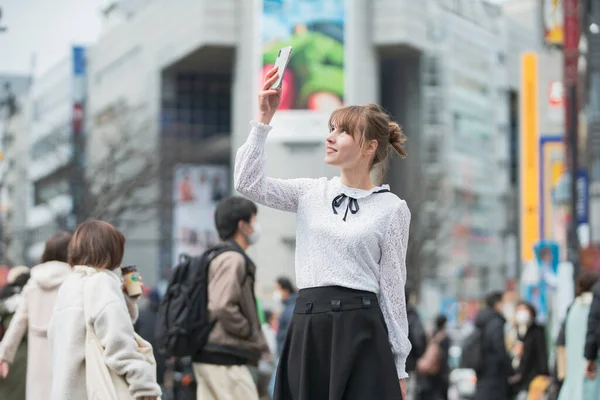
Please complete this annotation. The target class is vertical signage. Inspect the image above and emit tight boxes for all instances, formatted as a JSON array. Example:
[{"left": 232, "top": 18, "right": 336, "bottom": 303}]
[
  {"left": 520, "top": 53, "right": 540, "bottom": 263},
  {"left": 577, "top": 169, "right": 589, "bottom": 225}
]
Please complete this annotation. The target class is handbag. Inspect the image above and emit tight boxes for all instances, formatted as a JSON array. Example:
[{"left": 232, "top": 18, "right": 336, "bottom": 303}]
[
  {"left": 82, "top": 279, "right": 159, "bottom": 400},
  {"left": 416, "top": 331, "right": 444, "bottom": 376}
]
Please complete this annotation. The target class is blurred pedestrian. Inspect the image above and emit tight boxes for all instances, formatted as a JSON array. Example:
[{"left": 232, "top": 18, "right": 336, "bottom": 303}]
[
  {"left": 473, "top": 291, "right": 512, "bottom": 400},
  {"left": 406, "top": 285, "right": 427, "bottom": 400},
  {"left": 416, "top": 314, "right": 450, "bottom": 400},
  {"left": 192, "top": 197, "right": 269, "bottom": 400},
  {"left": 48, "top": 220, "right": 160, "bottom": 400},
  {"left": 0, "top": 232, "right": 72, "bottom": 400},
  {"left": 237, "top": 67, "right": 411, "bottom": 399},
  {"left": 134, "top": 288, "right": 166, "bottom": 389},
  {"left": 509, "top": 301, "right": 549, "bottom": 399},
  {"left": 584, "top": 272, "right": 600, "bottom": 380},
  {"left": 558, "top": 272, "right": 600, "bottom": 400},
  {"left": 0, "top": 266, "right": 30, "bottom": 400},
  {"left": 273, "top": 277, "right": 297, "bottom": 356}
]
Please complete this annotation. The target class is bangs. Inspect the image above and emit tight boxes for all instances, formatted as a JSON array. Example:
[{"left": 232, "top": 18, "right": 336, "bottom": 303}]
[{"left": 328, "top": 106, "right": 365, "bottom": 139}]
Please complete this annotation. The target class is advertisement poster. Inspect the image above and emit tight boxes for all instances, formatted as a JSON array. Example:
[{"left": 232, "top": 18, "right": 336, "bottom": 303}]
[
  {"left": 542, "top": 0, "right": 563, "bottom": 46},
  {"left": 261, "top": 0, "right": 344, "bottom": 112},
  {"left": 539, "top": 136, "right": 567, "bottom": 256},
  {"left": 172, "top": 165, "right": 229, "bottom": 266}
]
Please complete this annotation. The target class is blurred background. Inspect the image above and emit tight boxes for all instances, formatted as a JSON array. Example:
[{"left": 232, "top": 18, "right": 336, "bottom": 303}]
[{"left": 0, "top": 0, "right": 597, "bottom": 331}]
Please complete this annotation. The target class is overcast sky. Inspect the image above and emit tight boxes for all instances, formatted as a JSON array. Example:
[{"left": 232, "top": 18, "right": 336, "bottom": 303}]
[{"left": 0, "top": 0, "right": 104, "bottom": 77}]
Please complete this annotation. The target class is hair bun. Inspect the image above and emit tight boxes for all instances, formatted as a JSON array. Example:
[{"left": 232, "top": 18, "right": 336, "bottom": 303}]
[{"left": 388, "top": 122, "right": 407, "bottom": 158}]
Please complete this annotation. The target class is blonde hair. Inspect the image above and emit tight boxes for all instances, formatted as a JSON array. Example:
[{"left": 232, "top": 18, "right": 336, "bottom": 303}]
[{"left": 328, "top": 104, "right": 407, "bottom": 172}]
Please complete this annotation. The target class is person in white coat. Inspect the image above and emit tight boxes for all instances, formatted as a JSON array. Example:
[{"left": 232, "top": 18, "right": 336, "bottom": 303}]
[
  {"left": 48, "top": 220, "right": 161, "bottom": 400},
  {"left": 0, "top": 232, "right": 72, "bottom": 400}
]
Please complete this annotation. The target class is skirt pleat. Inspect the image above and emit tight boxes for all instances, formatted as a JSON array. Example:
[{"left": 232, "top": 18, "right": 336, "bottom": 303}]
[{"left": 274, "top": 286, "right": 402, "bottom": 400}]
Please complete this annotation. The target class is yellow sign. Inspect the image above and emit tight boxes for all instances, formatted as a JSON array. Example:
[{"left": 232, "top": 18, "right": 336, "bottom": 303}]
[{"left": 520, "top": 53, "right": 540, "bottom": 263}]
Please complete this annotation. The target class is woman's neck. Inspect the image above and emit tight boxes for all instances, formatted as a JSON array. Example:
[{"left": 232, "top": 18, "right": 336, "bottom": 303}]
[{"left": 340, "top": 169, "right": 376, "bottom": 191}]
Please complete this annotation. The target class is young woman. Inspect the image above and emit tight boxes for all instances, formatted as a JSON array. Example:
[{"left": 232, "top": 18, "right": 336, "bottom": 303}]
[
  {"left": 510, "top": 301, "right": 549, "bottom": 399},
  {"left": 48, "top": 220, "right": 161, "bottom": 400},
  {"left": 559, "top": 273, "right": 600, "bottom": 400},
  {"left": 234, "top": 67, "right": 411, "bottom": 400},
  {"left": 0, "top": 267, "right": 30, "bottom": 400},
  {"left": 0, "top": 232, "right": 73, "bottom": 400}
]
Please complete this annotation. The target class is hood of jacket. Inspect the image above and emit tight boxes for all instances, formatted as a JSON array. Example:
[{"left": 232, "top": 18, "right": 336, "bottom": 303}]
[
  {"left": 30, "top": 261, "right": 72, "bottom": 290},
  {"left": 475, "top": 307, "right": 505, "bottom": 329}
]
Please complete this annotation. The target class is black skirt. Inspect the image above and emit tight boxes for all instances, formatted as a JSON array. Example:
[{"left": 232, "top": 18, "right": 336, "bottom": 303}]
[{"left": 274, "top": 286, "right": 402, "bottom": 400}]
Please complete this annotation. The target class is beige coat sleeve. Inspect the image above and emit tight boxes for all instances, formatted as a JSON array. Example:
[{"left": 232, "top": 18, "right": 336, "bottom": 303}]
[
  {"left": 0, "top": 285, "right": 30, "bottom": 363},
  {"left": 209, "top": 252, "right": 251, "bottom": 338}
]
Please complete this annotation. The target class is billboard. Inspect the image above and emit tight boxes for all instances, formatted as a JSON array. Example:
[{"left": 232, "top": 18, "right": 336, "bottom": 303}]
[
  {"left": 542, "top": 0, "right": 563, "bottom": 46},
  {"left": 172, "top": 165, "right": 229, "bottom": 266},
  {"left": 520, "top": 53, "right": 540, "bottom": 263},
  {"left": 539, "top": 136, "right": 566, "bottom": 255},
  {"left": 261, "top": 0, "right": 344, "bottom": 112}
]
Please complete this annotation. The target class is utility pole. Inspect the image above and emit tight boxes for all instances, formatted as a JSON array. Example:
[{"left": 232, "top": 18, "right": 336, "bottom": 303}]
[{"left": 564, "top": 0, "right": 581, "bottom": 278}]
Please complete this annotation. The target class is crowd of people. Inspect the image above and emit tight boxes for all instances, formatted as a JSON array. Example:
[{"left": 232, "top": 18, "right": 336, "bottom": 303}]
[{"left": 0, "top": 64, "right": 599, "bottom": 400}]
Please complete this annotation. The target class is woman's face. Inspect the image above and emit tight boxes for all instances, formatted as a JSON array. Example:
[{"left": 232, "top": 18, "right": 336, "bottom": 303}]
[
  {"left": 515, "top": 305, "right": 532, "bottom": 325},
  {"left": 324, "top": 124, "right": 365, "bottom": 169}
]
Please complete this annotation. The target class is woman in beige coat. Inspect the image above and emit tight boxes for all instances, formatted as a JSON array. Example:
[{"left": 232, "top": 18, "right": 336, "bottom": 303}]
[{"left": 0, "top": 232, "right": 72, "bottom": 400}]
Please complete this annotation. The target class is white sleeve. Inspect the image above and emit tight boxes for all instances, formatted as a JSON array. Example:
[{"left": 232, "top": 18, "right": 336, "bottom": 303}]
[
  {"left": 89, "top": 283, "right": 161, "bottom": 398},
  {"left": 234, "top": 121, "right": 320, "bottom": 212},
  {"left": 378, "top": 201, "right": 412, "bottom": 379}
]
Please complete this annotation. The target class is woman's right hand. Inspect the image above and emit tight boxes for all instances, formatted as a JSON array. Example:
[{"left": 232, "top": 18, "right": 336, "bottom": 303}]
[
  {"left": 258, "top": 66, "right": 282, "bottom": 125},
  {"left": 0, "top": 360, "right": 9, "bottom": 378}
]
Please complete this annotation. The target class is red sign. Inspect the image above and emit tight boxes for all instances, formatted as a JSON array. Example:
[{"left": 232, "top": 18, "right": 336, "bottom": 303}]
[{"left": 549, "top": 81, "right": 564, "bottom": 107}]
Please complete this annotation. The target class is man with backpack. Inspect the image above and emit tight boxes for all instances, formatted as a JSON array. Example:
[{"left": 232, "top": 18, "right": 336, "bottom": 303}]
[
  {"left": 195, "top": 196, "right": 269, "bottom": 399},
  {"left": 158, "top": 196, "right": 269, "bottom": 400},
  {"left": 472, "top": 291, "right": 513, "bottom": 400}
]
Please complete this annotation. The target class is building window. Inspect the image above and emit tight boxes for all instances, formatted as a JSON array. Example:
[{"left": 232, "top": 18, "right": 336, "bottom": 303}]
[
  {"left": 31, "top": 123, "right": 70, "bottom": 159},
  {"left": 33, "top": 167, "right": 70, "bottom": 206}
]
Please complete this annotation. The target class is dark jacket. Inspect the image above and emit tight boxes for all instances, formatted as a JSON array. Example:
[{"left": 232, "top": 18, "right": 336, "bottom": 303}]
[
  {"left": 474, "top": 308, "right": 512, "bottom": 400},
  {"left": 276, "top": 292, "right": 297, "bottom": 355},
  {"left": 134, "top": 297, "right": 166, "bottom": 385},
  {"left": 406, "top": 305, "right": 427, "bottom": 373},
  {"left": 418, "top": 329, "right": 450, "bottom": 400},
  {"left": 513, "top": 323, "right": 549, "bottom": 393},
  {"left": 585, "top": 281, "right": 600, "bottom": 361}
]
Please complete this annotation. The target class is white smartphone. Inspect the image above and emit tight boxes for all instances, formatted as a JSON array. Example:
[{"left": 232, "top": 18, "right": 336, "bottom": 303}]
[{"left": 270, "top": 46, "right": 293, "bottom": 90}]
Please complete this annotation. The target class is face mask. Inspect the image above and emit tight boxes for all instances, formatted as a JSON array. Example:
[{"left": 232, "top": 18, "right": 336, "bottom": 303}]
[
  {"left": 515, "top": 310, "right": 531, "bottom": 326},
  {"left": 246, "top": 222, "right": 261, "bottom": 245},
  {"left": 272, "top": 290, "right": 282, "bottom": 303}
]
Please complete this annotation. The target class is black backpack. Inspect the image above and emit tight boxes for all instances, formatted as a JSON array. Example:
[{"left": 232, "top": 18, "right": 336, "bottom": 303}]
[
  {"left": 460, "top": 328, "right": 483, "bottom": 372},
  {"left": 156, "top": 243, "right": 245, "bottom": 358}
]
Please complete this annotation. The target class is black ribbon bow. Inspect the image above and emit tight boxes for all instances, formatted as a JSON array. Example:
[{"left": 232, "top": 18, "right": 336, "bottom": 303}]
[
  {"left": 332, "top": 194, "right": 359, "bottom": 221},
  {"left": 331, "top": 189, "right": 391, "bottom": 222}
]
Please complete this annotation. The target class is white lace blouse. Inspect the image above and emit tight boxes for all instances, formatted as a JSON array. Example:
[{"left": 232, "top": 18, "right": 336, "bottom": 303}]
[{"left": 234, "top": 121, "right": 412, "bottom": 378}]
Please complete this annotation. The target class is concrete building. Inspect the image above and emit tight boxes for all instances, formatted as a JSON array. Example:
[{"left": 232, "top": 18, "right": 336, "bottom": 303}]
[
  {"left": 87, "top": 0, "right": 546, "bottom": 303},
  {"left": 0, "top": 74, "right": 31, "bottom": 265}
]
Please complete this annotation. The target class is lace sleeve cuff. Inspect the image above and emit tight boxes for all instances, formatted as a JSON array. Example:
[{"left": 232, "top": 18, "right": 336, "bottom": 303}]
[
  {"left": 395, "top": 355, "right": 408, "bottom": 379},
  {"left": 249, "top": 121, "right": 273, "bottom": 146}
]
